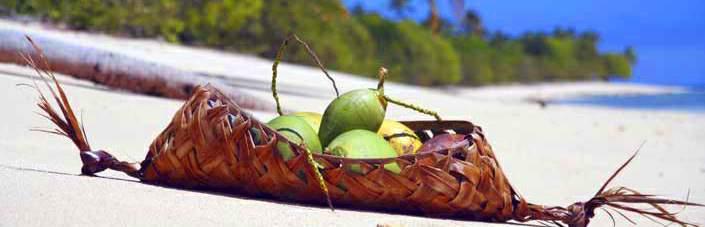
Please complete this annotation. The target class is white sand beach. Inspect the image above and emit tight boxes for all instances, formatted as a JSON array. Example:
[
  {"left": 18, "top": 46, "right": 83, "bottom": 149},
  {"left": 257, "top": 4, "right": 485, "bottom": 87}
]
[{"left": 1, "top": 19, "right": 704, "bottom": 226}]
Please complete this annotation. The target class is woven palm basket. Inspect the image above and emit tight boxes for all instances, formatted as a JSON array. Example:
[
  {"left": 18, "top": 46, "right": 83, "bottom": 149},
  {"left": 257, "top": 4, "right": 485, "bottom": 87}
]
[
  {"left": 35, "top": 82, "right": 700, "bottom": 227},
  {"left": 142, "top": 85, "right": 521, "bottom": 219},
  {"left": 23, "top": 37, "right": 699, "bottom": 226}
]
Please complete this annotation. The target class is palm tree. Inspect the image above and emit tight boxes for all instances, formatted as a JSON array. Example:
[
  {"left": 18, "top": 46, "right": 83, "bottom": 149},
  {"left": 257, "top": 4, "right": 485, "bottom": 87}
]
[
  {"left": 462, "top": 9, "right": 483, "bottom": 36},
  {"left": 390, "top": 0, "right": 466, "bottom": 35}
]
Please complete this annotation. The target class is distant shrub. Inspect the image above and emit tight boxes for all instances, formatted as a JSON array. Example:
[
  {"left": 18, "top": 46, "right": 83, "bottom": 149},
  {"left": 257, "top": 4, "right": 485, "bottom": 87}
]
[
  {"left": 451, "top": 35, "right": 495, "bottom": 85},
  {"left": 603, "top": 53, "right": 632, "bottom": 79},
  {"left": 180, "top": 0, "right": 262, "bottom": 46},
  {"left": 251, "top": 0, "right": 377, "bottom": 76},
  {"left": 358, "top": 15, "right": 461, "bottom": 85}
]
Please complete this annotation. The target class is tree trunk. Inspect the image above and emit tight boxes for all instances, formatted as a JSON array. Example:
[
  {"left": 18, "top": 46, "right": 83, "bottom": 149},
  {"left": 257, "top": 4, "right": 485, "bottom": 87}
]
[
  {"left": 429, "top": 0, "right": 440, "bottom": 35},
  {"left": 0, "top": 29, "right": 274, "bottom": 111}
]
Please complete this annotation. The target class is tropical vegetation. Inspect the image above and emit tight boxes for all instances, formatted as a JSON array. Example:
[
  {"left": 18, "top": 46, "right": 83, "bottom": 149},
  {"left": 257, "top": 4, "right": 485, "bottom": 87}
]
[{"left": 0, "top": 0, "right": 636, "bottom": 86}]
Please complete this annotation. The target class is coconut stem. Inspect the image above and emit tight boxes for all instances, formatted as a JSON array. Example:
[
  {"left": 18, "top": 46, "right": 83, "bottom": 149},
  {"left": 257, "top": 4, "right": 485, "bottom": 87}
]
[
  {"left": 279, "top": 128, "right": 334, "bottom": 210},
  {"left": 277, "top": 130, "right": 333, "bottom": 210},
  {"left": 376, "top": 67, "right": 387, "bottom": 96},
  {"left": 302, "top": 147, "right": 334, "bottom": 211},
  {"left": 271, "top": 34, "right": 340, "bottom": 115},
  {"left": 383, "top": 95, "right": 442, "bottom": 121}
]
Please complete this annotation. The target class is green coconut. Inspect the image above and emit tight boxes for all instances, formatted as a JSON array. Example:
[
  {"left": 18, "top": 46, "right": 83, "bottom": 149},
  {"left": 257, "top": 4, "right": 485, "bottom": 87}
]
[
  {"left": 318, "top": 89, "right": 387, "bottom": 147},
  {"left": 267, "top": 115, "right": 322, "bottom": 161},
  {"left": 327, "top": 129, "right": 401, "bottom": 174},
  {"left": 292, "top": 112, "right": 323, "bottom": 134}
]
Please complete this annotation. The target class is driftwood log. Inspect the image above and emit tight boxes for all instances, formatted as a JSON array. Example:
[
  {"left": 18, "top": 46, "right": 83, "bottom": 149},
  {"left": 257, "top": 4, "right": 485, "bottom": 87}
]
[{"left": 0, "top": 29, "right": 273, "bottom": 111}]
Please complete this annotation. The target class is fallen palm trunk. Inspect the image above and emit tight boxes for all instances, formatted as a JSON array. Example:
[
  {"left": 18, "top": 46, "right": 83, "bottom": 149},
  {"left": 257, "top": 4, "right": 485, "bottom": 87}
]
[
  {"left": 0, "top": 29, "right": 273, "bottom": 111},
  {"left": 26, "top": 37, "right": 701, "bottom": 227}
]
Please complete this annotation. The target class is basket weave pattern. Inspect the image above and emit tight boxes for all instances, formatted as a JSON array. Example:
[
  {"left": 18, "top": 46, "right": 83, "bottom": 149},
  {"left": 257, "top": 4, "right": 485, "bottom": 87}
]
[
  {"left": 30, "top": 73, "right": 699, "bottom": 226},
  {"left": 139, "top": 85, "right": 531, "bottom": 221}
]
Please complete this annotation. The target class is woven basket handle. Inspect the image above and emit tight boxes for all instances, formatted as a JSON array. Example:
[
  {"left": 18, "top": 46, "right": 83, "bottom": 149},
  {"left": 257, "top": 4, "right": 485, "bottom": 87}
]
[
  {"left": 271, "top": 34, "right": 339, "bottom": 115},
  {"left": 269, "top": 35, "right": 340, "bottom": 209}
]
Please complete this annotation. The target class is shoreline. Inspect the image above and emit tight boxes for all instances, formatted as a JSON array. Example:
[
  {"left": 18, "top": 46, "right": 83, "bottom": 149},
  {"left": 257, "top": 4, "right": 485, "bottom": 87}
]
[
  {"left": 449, "top": 81, "right": 688, "bottom": 103},
  {"left": 0, "top": 18, "right": 690, "bottom": 109}
]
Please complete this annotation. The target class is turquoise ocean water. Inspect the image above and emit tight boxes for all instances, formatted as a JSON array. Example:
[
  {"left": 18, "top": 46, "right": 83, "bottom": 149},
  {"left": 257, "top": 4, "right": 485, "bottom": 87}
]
[{"left": 555, "top": 85, "right": 705, "bottom": 112}]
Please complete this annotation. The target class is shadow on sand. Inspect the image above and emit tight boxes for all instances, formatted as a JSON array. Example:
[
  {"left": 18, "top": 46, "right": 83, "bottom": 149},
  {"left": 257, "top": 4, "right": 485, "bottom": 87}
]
[{"left": 0, "top": 163, "right": 543, "bottom": 227}]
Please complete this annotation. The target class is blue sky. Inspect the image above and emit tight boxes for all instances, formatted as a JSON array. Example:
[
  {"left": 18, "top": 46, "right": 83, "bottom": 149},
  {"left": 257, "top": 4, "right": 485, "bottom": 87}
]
[{"left": 344, "top": 0, "right": 705, "bottom": 86}]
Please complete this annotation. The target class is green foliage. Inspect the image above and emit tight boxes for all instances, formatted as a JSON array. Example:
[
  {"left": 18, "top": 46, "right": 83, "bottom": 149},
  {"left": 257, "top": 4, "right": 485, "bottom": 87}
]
[
  {"left": 357, "top": 15, "right": 460, "bottom": 85},
  {"left": 0, "top": 0, "right": 635, "bottom": 86},
  {"left": 448, "top": 27, "right": 634, "bottom": 84},
  {"left": 451, "top": 35, "right": 494, "bottom": 85},
  {"left": 180, "top": 0, "right": 262, "bottom": 46},
  {"left": 251, "top": 0, "right": 376, "bottom": 75},
  {"left": 489, "top": 40, "right": 524, "bottom": 83},
  {"left": 603, "top": 54, "right": 632, "bottom": 79},
  {"left": 543, "top": 37, "right": 579, "bottom": 80}
]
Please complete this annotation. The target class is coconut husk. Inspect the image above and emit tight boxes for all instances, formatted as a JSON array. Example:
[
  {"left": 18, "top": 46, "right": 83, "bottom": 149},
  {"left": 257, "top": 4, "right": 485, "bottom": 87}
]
[{"left": 24, "top": 36, "right": 701, "bottom": 227}]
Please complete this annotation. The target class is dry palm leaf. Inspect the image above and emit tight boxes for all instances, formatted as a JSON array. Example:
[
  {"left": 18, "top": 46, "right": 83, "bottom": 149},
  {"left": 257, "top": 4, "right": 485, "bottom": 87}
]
[{"left": 22, "top": 35, "right": 702, "bottom": 227}]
